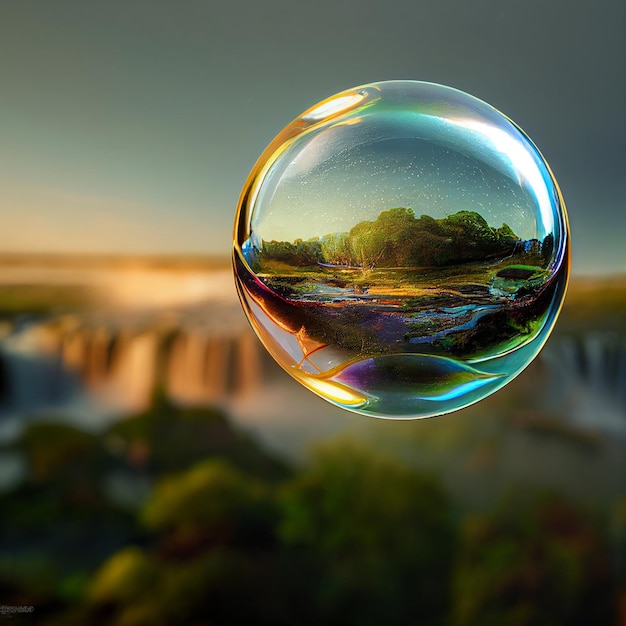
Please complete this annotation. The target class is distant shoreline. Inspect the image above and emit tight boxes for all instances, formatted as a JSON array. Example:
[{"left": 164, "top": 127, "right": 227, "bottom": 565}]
[
  {"left": 0, "top": 252, "right": 623, "bottom": 283},
  {"left": 0, "top": 252, "right": 231, "bottom": 271}
]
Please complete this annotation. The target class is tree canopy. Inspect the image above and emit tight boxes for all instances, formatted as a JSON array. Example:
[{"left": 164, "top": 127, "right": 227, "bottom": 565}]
[{"left": 259, "top": 208, "right": 526, "bottom": 269}]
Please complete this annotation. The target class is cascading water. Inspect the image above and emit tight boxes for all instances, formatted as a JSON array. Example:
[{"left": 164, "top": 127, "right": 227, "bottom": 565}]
[
  {"left": 540, "top": 331, "right": 626, "bottom": 436},
  {"left": 0, "top": 322, "right": 80, "bottom": 416},
  {"left": 0, "top": 305, "right": 277, "bottom": 441},
  {"left": 1, "top": 308, "right": 624, "bottom": 443}
]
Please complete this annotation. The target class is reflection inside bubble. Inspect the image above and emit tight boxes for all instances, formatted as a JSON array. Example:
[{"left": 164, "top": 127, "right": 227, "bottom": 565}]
[{"left": 233, "top": 80, "right": 569, "bottom": 419}]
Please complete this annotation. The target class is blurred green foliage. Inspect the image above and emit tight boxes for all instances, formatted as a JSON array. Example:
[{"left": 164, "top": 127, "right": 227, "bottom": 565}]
[
  {"left": 279, "top": 441, "right": 455, "bottom": 625},
  {"left": 451, "top": 492, "right": 613, "bottom": 626},
  {"left": 260, "top": 208, "right": 524, "bottom": 269},
  {"left": 0, "top": 396, "right": 620, "bottom": 625},
  {"left": 0, "top": 285, "right": 94, "bottom": 318}
]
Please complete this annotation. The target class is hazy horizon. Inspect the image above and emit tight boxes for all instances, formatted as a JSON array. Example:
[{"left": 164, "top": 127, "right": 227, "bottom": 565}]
[
  {"left": 0, "top": 250, "right": 622, "bottom": 279},
  {"left": 0, "top": 1, "right": 623, "bottom": 276}
]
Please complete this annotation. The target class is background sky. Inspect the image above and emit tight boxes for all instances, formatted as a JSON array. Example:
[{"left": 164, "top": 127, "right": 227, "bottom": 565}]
[
  {"left": 0, "top": 0, "right": 624, "bottom": 275},
  {"left": 257, "top": 130, "right": 543, "bottom": 244}
]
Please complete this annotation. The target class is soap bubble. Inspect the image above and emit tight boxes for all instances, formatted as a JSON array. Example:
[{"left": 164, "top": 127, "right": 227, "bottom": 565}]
[{"left": 233, "top": 81, "right": 569, "bottom": 419}]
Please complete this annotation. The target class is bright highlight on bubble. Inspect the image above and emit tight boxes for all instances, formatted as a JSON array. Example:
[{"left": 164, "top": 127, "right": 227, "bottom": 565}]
[{"left": 233, "top": 80, "right": 569, "bottom": 419}]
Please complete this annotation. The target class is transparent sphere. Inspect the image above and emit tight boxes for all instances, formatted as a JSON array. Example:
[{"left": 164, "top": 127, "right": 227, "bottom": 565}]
[{"left": 233, "top": 81, "right": 569, "bottom": 419}]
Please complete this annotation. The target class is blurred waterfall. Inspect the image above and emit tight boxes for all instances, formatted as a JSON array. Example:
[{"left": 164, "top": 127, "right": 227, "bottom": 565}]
[
  {"left": 0, "top": 323, "right": 80, "bottom": 414},
  {"left": 0, "top": 303, "right": 280, "bottom": 431},
  {"left": 540, "top": 332, "right": 626, "bottom": 436},
  {"left": 2, "top": 305, "right": 624, "bottom": 441}
]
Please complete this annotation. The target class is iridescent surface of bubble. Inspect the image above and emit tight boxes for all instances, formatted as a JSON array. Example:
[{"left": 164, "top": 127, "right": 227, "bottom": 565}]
[{"left": 233, "top": 81, "right": 569, "bottom": 419}]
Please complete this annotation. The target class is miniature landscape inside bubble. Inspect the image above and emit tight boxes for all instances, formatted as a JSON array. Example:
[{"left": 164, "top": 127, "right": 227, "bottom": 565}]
[
  {"left": 244, "top": 205, "right": 557, "bottom": 353},
  {"left": 233, "top": 82, "right": 568, "bottom": 417},
  {"left": 235, "top": 203, "right": 566, "bottom": 417}
]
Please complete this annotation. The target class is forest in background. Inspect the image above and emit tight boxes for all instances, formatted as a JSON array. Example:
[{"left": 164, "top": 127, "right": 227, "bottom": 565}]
[
  {"left": 256, "top": 208, "right": 554, "bottom": 270},
  {"left": 0, "top": 392, "right": 620, "bottom": 626},
  {"left": 0, "top": 264, "right": 623, "bottom": 626}
]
